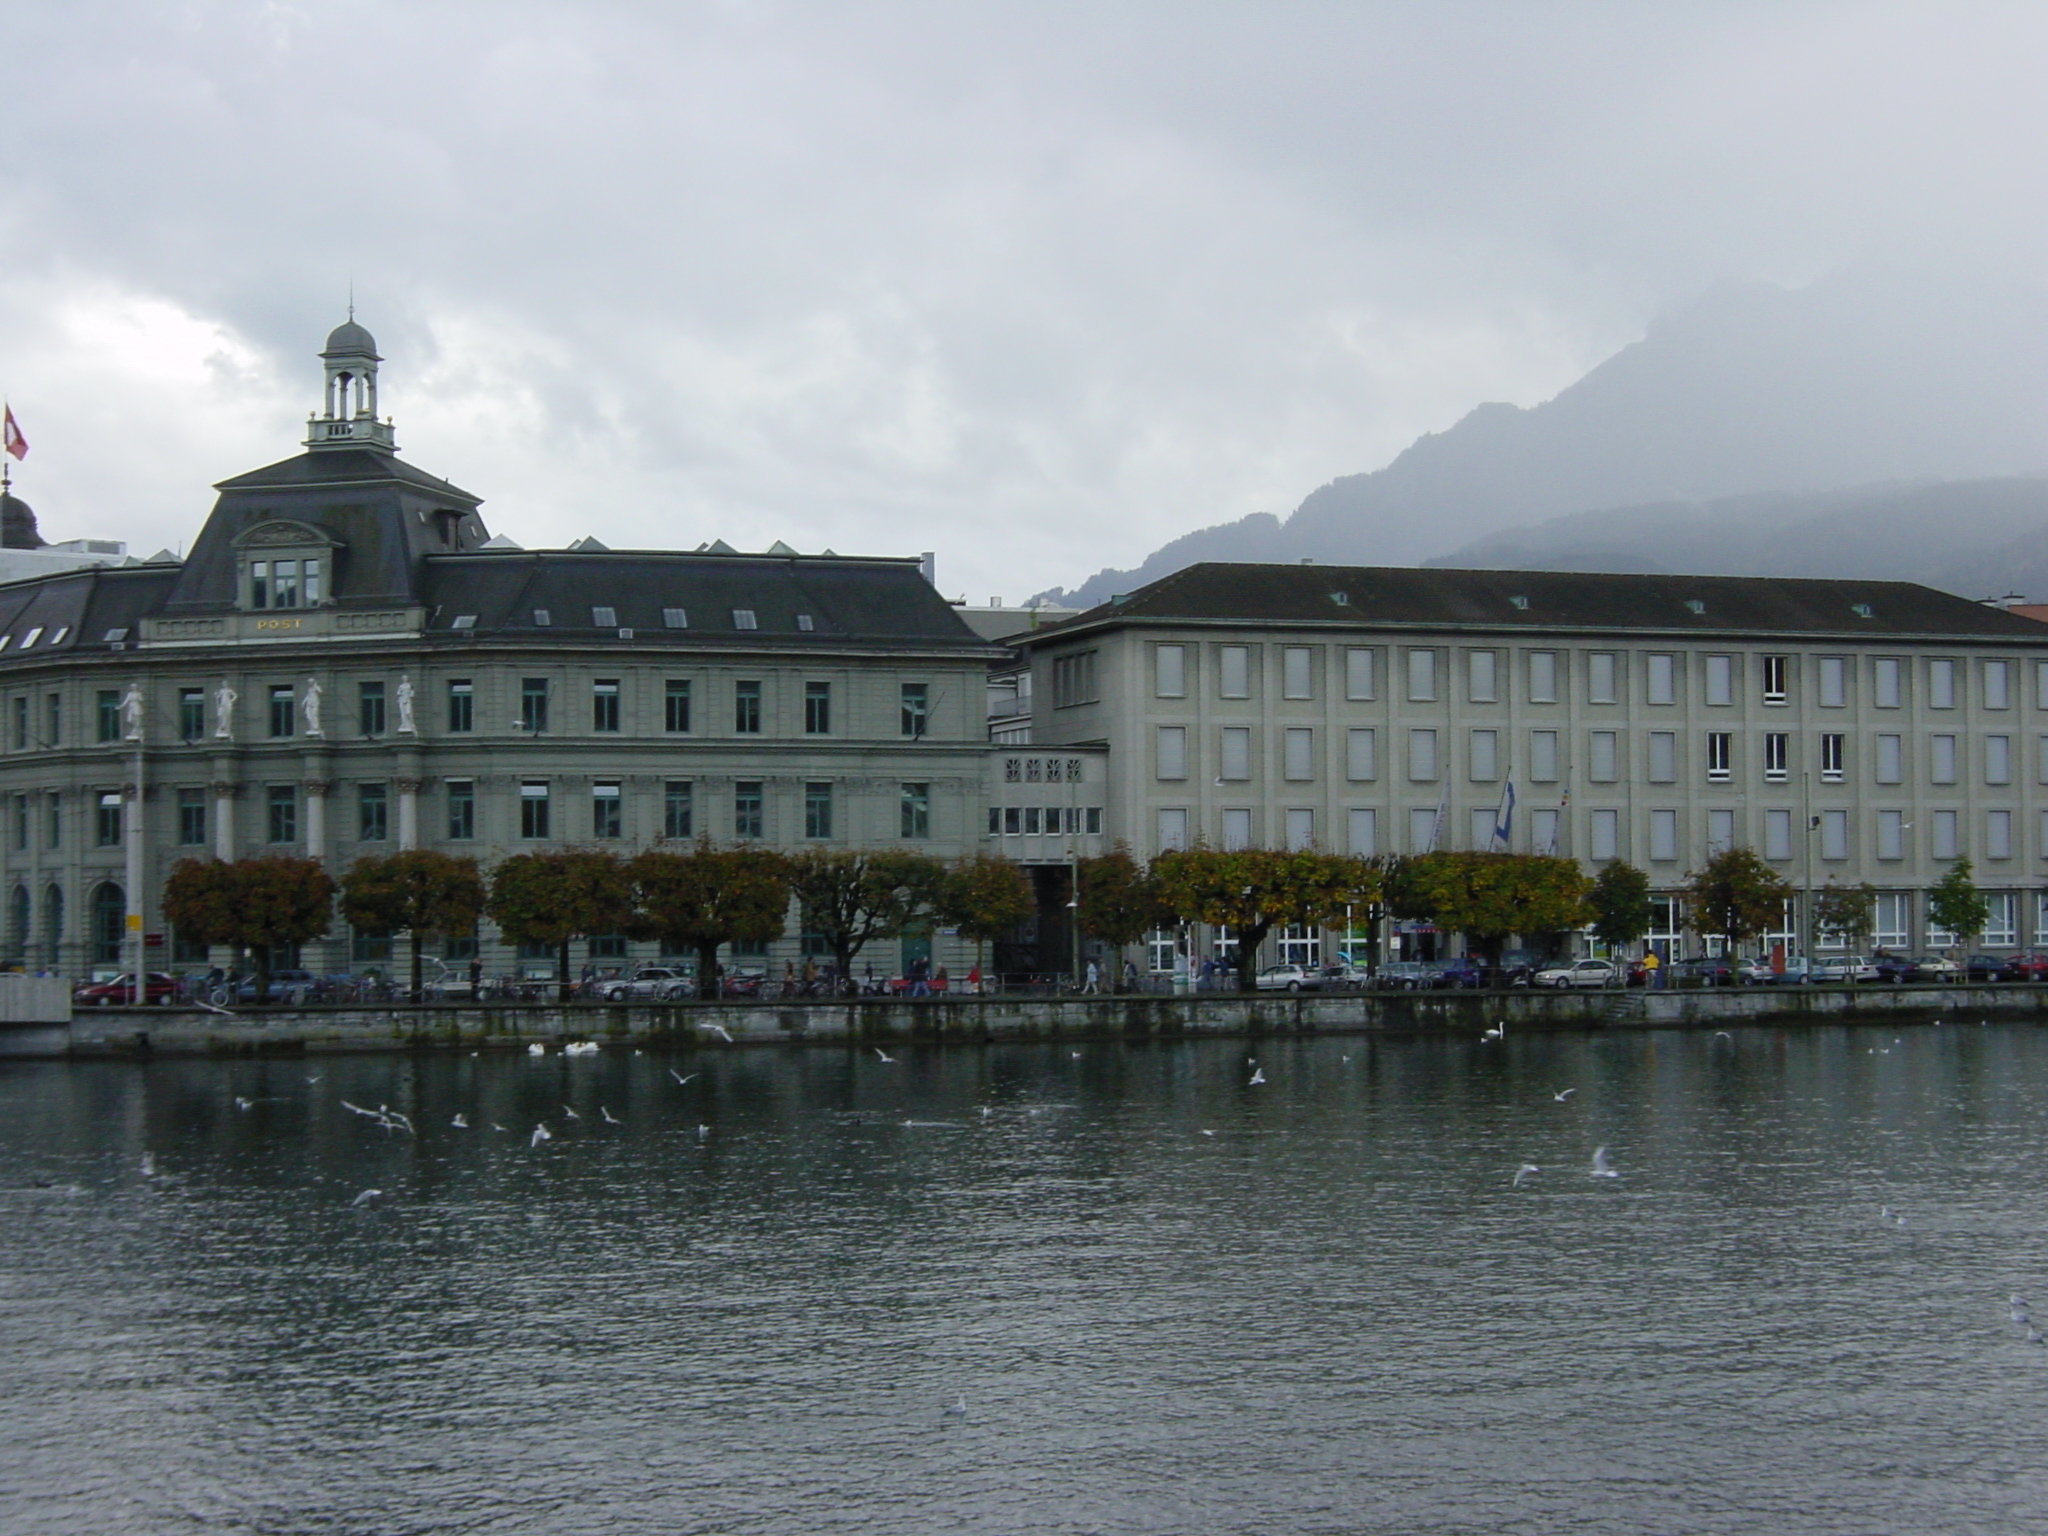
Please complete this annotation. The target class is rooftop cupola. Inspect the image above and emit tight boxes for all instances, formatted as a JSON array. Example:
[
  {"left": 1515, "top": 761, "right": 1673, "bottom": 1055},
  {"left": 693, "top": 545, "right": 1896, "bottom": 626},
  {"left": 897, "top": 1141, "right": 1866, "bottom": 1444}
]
[{"left": 305, "top": 312, "right": 397, "bottom": 451}]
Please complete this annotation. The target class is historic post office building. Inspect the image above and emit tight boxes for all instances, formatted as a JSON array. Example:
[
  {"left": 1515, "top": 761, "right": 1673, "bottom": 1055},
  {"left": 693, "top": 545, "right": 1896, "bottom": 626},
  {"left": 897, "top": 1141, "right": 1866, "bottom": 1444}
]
[
  {"left": 1008, "top": 562, "right": 2048, "bottom": 964},
  {"left": 0, "top": 321, "right": 1005, "bottom": 979}
]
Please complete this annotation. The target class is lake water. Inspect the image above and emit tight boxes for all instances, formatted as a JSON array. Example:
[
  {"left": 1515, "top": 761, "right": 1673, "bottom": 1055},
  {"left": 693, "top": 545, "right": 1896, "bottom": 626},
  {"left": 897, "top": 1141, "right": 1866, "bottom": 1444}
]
[{"left": 4, "top": 1023, "right": 2048, "bottom": 1535}]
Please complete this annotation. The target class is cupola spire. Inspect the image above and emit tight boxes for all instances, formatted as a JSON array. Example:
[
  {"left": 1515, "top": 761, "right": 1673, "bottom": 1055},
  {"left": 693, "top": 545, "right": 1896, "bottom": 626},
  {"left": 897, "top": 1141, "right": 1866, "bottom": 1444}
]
[{"left": 305, "top": 313, "right": 396, "bottom": 451}]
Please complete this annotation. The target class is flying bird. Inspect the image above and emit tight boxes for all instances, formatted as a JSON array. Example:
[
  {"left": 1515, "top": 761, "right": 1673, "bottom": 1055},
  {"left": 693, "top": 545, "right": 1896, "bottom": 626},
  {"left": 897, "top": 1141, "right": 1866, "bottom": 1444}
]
[
  {"left": 561, "top": 1104, "right": 580, "bottom": 1119},
  {"left": 451, "top": 1113, "right": 469, "bottom": 1129},
  {"left": 530, "top": 1124, "right": 552, "bottom": 1147},
  {"left": 1249, "top": 1067, "right": 1266, "bottom": 1085},
  {"left": 874, "top": 1047, "right": 895, "bottom": 1063},
  {"left": 705, "top": 1023, "right": 735, "bottom": 1043},
  {"left": 1513, "top": 1163, "right": 1541, "bottom": 1187},
  {"left": 139, "top": 1152, "right": 155, "bottom": 1178},
  {"left": 234, "top": 1096, "right": 252, "bottom": 1111},
  {"left": 1590, "top": 1146, "right": 1619, "bottom": 1179},
  {"left": 1553, "top": 1088, "right": 1576, "bottom": 1102},
  {"left": 697, "top": 1124, "right": 710, "bottom": 1142},
  {"left": 669, "top": 1069, "right": 697, "bottom": 1086},
  {"left": 601, "top": 1106, "right": 622, "bottom": 1125},
  {"left": 350, "top": 1188, "right": 384, "bottom": 1207}
]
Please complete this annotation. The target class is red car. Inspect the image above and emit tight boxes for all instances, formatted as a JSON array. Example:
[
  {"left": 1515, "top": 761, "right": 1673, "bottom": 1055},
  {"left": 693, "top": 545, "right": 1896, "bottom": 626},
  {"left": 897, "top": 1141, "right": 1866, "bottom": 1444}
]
[
  {"left": 2002, "top": 952, "right": 2048, "bottom": 982},
  {"left": 73, "top": 972, "right": 179, "bottom": 1006}
]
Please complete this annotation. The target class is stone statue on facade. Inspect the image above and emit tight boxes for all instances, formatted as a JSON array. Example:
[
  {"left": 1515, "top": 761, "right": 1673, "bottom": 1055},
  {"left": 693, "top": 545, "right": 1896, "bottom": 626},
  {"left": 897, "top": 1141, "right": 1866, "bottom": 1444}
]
[
  {"left": 301, "top": 678, "right": 323, "bottom": 738},
  {"left": 396, "top": 673, "right": 416, "bottom": 734},
  {"left": 120, "top": 684, "right": 143, "bottom": 742},
  {"left": 213, "top": 680, "right": 237, "bottom": 740}
]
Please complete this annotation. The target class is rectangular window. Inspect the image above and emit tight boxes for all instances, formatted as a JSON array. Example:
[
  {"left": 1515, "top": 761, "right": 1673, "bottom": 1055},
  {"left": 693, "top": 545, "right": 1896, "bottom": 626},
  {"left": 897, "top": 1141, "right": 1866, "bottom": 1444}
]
[
  {"left": 447, "top": 679, "right": 473, "bottom": 733},
  {"left": 1527, "top": 650, "right": 1558, "bottom": 704},
  {"left": 249, "top": 559, "right": 268, "bottom": 609},
  {"left": 804, "top": 681, "right": 831, "bottom": 735},
  {"left": 803, "top": 781, "right": 834, "bottom": 839},
  {"left": 1705, "top": 654, "right": 1733, "bottom": 707},
  {"left": 1469, "top": 807, "right": 1496, "bottom": 850},
  {"left": 1221, "top": 726, "right": 1252, "bottom": 781},
  {"left": 1530, "top": 808, "right": 1559, "bottom": 855},
  {"left": 734, "top": 680, "right": 763, "bottom": 734},
  {"left": 664, "top": 781, "right": 693, "bottom": 839},
  {"left": 1985, "top": 659, "right": 2011, "bottom": 710},
  {"left": 1219, "top": 646, "right": 1250, "bottom": 699},
  {"left": 1345, "top": 728, "right": 1375, "bottom": 781},
  {"left": 46, "top": 693, "right": 59, "bottom": 747},
  {"left": 267, "top": 784, "right": 296, "bottom": 844},
  {"left": 1765, "top": 808, "right": 1792, "bottom": 860},
  {"left": 1221, "top": 808, "right": 1251, "bottom": 851},
  {"left": 1156, "top": 726, "right": 1188, "bottom": 780},
  {"left": 1649, "top": 809, "right": 1677, "bottom": 862},
  {"left": 357, "top": 783, "right": 388, "bottom": 841},
  {"left": 731, "top": 609, "right": 756, "bottom": 630},
  {"left": 1929, "top": 658, "right": 1956, "bottom": 710},
  {"left": 178, "top": 688, "right": 204, "bottom": 743},
  {"left": 1408, "top": 728, "right": 1438, "bottom": 781},
  {"left": 1283, "top": 727, "right": 1314, "bottom": 781},
  {"left": 1762, "top": 655, "right": 1789, "bottom": 703},
  {"left": 267, "top": 685, "right": 295, "bottom": 738},
  {"left": 2039, "top": 660, "right": 2048, "bottom": 711},
  {"left": 520, "top": 782, "right": 551, "bottom": 839},
  {"left": 1817, "top": 656, "right": 1846, "bottom": 708},
  {"left": 1590, "top": 730, "right": 1619, "bottom": 783},
  {"left": 1024, "top": 808, "right": 1041, "bottom": 835},
  {"left": 663, "top": 607, "right": 688, "bottom": 629},
  {"left": 1406, "top": 648, "right": 1437, "bottom": 702},
  {"left": 1348, "top": 807, "right": 1377, "bottom": 857},
  {"left": 1988, "top": 809, "right": 2013, "bottom": 861},
  {"left": 177, "top": 787, "right": 206, "bottom": 846},
  {"left": 1285, "top": 808, "right": 1315, "bottom": 851},
  {"left": 1468, "top": 649, "right": 1497, "bottom": 703},
  {"left": 1705, "top": 732, "right": 1730, "bottom": 781},
  {"left": 1530, "top": 729, "right": 1559, "bottom": 782},
  {"left": 664, "top": 680, "right": 692, "bottom": 733},
  {"left": 1986, "top": 891, "right": 2019, "bottom": 946},
  {"left": 1155, "top": 644, "right": 1186, "bottom": 698},
  {"left": 1344, "top": 648, "right": 1375, "bottom": 701},
  {"left": 359, "top": 680, "right": 386, "bottom": 737},
  {"left": 520, "top": 678, "right": 549, "bottom": 734},
  {"left": 1468, "top": 728, "right": 1498, "bottom": 781},
  {"left": 734, "top": 781, "right": 765, "bottom": 839},
  {"left": 1820, "top": 809, "right": 1848, "bottom": 861},
  {"left": 591, "top": 605, "right": 618, "bottom": 628},
  {"left": 446, "top": 780, "right": 475, "bottom": 841},
  {"left": 592, "top": 679, "right": 621, "bottom": 733},
  {"left": 1590, "top": 808, "right": 1619, "bottom": 861},
  {"left": 591, "top": 781, "right": 622, "bottom": 839},
  {"left": 1646, "top": 653, "right": 1675, "bottom": 705},
  {"left": 10, "top": 695, "right": 24, "bottom": 751},
  {"left": 1410, "top": 807, "right": 1440, "bottom": 853},
  {"left": 1709, "top": 809, "right": 1737, "bottom": 856},
  {"left": 1874, "top": 657, "right": 1902, "bottom": 709},
  {"left": 900, "top": 682, "right": 929, "bottom": 738},
  {"left": 1988, "top": 735, "right": 2012, "bottom": 785},
  {"left": 93, "top": 689, "right": 120, "bottom": 743},
  {"left": 1875, "top": 734, "right": 1902, "bottom": 784},
  {"left": 1877, "top": 810, "right": 1905, "bottom": 861},
  {"left": 1587, "top": 652, "right": 1617, "bottom": 704},
  {"left": 1052, "top": 650, "right": 1099, "bottom": 706},
  {"left": 1932, "top": 734, "right": 1958, "bottom": 784},
  {"left": 1282, "top": 647, "right": 1312, "bottom": 700},
  {"left": 96, "top": 790, "right": 122, "bottom": 846},
  {"left": 1764, "top": 732, "right": 1788, "bottom": 781},
  {"left": 1932, "top": 808, "right": 1959, "bottom": 861},
  {"left": 900, "top": 782, "right": 930, "bottom": 839},
  {"left": 1648, "top": 731, "right": 1677, "bottom": 783},
  {"left": 1158, "top": 807, "right": 1189, "bottom": 852},
  {"left": 1875, "top": 892, "right": 1910, "bottom": 948}
]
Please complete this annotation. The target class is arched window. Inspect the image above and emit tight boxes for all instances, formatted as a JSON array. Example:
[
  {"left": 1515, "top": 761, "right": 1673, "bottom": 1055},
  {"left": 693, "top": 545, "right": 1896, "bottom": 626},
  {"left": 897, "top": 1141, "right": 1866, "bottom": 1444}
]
[{"left": 90, "top": 882, "right": 124, "bottom": 966}]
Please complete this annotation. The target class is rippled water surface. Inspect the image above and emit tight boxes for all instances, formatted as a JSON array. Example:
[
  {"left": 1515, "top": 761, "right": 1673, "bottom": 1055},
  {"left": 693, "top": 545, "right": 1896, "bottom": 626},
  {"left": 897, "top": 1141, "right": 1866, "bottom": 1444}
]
[{"left": 6, "top": 1023, "right": 2048, "bottom": 1534}]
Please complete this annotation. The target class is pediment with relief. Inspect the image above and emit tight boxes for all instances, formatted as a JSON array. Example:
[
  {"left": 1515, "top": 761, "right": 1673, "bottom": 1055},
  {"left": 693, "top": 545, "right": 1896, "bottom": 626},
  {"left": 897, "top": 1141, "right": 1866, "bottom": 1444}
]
[{"left": 232, "top": 519, "right": 347, "bottom": 550}]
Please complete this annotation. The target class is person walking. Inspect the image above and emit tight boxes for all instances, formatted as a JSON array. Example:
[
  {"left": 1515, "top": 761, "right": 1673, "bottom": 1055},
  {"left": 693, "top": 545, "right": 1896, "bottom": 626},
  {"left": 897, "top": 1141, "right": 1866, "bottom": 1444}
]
[
  {"left": 1083, "top": 959, "right": 1099, "bottom": 994},
  {"left": 1643, "top": 948, "right": 1662, "bottom": 990}
]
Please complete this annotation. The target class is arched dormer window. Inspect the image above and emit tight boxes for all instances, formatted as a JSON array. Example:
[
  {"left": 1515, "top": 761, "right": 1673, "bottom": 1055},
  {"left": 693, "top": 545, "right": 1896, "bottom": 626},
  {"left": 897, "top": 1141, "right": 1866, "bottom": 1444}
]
[{"left": 232, "top": 520, "right": 345, "bottom": 612}]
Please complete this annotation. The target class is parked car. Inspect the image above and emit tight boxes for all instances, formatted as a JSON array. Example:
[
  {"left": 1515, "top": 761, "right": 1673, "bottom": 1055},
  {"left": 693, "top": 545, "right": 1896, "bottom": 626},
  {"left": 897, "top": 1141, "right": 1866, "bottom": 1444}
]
[
  {"left": 230, "top": 969, "right": 320, "bottom": 1002},
  {"left": 1666, "top": 956, "right": 1737, "bottom": 987},
  {"left": 599, "top": 966, "right": 694, "bottom": 1001},
  {"left": 1868, "top": 953, "right": 1923, "bottom": 983},
  {"left": 1534, "top": 958, "right": 1623, "bottom": 989},
  {"left": 1317, "top": 962, "right": 1374, "bottom": 989},
  {"left": 2002, "top": 952, "right": 2048, "bottom": 982},
  {"left": 1490, "top": 949, "right": 1548, "bottom": 988},
  {"left": 1912, "top": 955, "right": 1963, "bottom": 980},
  {"left": 1809, "top": 955, "right": 1880, "bottom": 984},
  {"left": 1734, "top": 956, "right": 1808, "bottom": 984},
  {"left": 1430, "top": 956, "right": 1487, "bottom": 989},
  {"left": 1373, "top": 961, "right": 1437, "bottom": 991},
  {"left": 1963, "top": 953, "right": 2015, "bottom": 983},
  {"left": 73, "top": 972, "right": 178, "bottom": 1006},
  {"left": 1254, "top": 963, "right": 1323, "bottom": 993}
]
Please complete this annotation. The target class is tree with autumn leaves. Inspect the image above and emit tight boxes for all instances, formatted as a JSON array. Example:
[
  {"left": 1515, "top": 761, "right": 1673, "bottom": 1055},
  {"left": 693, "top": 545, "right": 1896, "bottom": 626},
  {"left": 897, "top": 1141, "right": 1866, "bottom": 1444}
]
[
  {"left": 161, "top": 855, "right": 336, "bottom": 1002},
  {"left": 935, "top": 852, "right": 1035, "bottom": 980},
  {"left": 1148, "top": 846, "right": 1381, "bottom": 991},
  {"left": 628, "top": 842, "right": 792, "bottom": 999},
  {"left": 339, "top": 850, "right": 487, "bottom": 997},
  {"left": 485, "top": 849, "right": 636, "bottom": 1000},
  {"left": 1682, "top": 846, "right": 1794, "bottom": 958},
  {"left": 1385, "top": 851, "right": 1595, "bottom": 967}
]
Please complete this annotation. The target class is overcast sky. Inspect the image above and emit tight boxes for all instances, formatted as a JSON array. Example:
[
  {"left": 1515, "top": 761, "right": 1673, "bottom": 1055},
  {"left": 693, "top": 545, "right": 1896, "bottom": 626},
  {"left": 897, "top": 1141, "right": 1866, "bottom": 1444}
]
[{"left": 5, "top": 1, "right": 2046, "bottom": 601}]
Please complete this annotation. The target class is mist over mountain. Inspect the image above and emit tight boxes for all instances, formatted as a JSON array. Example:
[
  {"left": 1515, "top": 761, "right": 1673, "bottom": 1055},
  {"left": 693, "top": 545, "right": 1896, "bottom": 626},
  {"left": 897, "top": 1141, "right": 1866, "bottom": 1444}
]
[
  {"left": 1040, "top": 265, "right": 2048, "bottom": 607},
  {"left": 1425, "top": 477, "right": 2048, "bottom": 603}
]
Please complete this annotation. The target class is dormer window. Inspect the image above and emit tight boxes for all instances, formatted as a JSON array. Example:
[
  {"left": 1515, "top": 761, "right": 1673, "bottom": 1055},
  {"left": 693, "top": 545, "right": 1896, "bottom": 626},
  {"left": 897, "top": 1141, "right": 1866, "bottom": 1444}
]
[
  {"left": 234, "top": 520, "right": 341, "bottom": 613},
  {"left": 250, "top": 557, "right": 321, "bottom": 610}
]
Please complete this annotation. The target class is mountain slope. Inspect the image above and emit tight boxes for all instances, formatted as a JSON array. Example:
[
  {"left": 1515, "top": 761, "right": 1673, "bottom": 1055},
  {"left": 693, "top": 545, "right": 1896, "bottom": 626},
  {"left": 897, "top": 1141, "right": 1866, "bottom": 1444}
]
[{"left": 1043, "top": 264, "right": 2048, "bottom": 607}]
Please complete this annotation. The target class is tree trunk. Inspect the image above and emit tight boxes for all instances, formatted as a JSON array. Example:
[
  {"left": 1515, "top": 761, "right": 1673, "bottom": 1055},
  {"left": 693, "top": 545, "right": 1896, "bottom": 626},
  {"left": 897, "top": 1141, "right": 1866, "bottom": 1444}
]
[
  {"left": 253, "top": 945, "right": 272, "bottom": 1005},
  {"left": 835, "top": 940, "right": 856, "bottom": 994},
  {"left": 409, "top": 929, "right": 424, "bottom": 1000},
  {"left": 558, "top": 938, "right": 573, "bottom": 1003},
  {"left": 696, "top": 940, "right": 720, "bottom": 1001},
  {"left": 1236, "top": 920, "right": 1271, "bottom": 992}
]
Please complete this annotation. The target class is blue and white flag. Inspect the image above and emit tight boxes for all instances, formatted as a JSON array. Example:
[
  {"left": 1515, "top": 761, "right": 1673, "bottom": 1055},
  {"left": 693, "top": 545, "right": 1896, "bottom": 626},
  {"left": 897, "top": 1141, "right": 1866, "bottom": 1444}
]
[{"left": 1492, "top": 781, "right": 1516, "bottom": 849}]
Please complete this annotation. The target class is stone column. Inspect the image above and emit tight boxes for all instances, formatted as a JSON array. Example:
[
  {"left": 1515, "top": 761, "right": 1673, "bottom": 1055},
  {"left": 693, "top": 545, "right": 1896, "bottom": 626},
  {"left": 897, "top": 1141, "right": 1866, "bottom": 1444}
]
[
  {"left": 303, "top": 780, "right": 329, "bottom": 859},
  {"left": 210, "top": 780, "right": 238, "bottom": 860},
  {"left": 396, "top": 777, "right": 422, "bottom": 851}
]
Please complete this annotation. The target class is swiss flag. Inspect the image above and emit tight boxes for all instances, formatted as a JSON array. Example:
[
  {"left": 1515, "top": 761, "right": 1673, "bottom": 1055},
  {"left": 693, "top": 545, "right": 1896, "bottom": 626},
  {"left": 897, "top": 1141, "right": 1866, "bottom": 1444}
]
[{"left": 2, "top": 406, "right": 25, "bottom": 461}]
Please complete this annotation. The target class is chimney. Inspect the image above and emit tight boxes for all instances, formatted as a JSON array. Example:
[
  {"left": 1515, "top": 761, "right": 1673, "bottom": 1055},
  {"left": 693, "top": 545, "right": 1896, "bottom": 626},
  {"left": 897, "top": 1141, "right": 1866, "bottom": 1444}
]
[{"left": 920, "top": 552, "right": 936, "bottom": 586}]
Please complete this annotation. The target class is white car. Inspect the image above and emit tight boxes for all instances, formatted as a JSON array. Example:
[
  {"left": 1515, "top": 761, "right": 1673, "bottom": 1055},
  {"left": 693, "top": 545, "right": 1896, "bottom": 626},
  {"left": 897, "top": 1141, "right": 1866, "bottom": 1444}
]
[
  {"left": 1808, "top": 955, "right": 1879, "bottom": 984},
  {"left": 1254, "top": 964, "right": 1322, "bottom": 993},
  {"left": 599, "top": 966, "right": 694, "bottom": 1001},
  {"left": 1534, "top": 959, "right": 1622, "bottom": 989}
]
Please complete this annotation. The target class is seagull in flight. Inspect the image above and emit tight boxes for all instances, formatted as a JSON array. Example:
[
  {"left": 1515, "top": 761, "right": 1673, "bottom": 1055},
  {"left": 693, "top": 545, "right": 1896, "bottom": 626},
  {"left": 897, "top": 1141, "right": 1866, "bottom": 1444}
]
[
  {"left": 530, "top": 1123, "right": 552, "bottom": 1147},
  {"left": 874, "top": 1047, "right": 895, "bottom": 1063},
  {"left": 1590, "top": 1146, "right": 1620, "bottom": 1179},
  {"left": 601, "top": 1106, "right": 622, "bottom": 1125},
  {"left": 697, "top": 1124, "right": 710, "bottom": 1142},
  {"left": 1553, "top": 1088, "right": 1576, "bottom": 1102},
  {"left": 350, "top": 1188, "right": 384, "bottom": 1207},
  {"left": 139, "top": 1152, "right": 156, "bottom": 1178},
  {"left": 669, "top": 1069, "right": 697, "bottom": 1086},
  {"left": 705, "top": 1023, "right": 735, "bottom": 1043},
  {"left": 1249, "top": 1067, "right": 1266, "bottom": 1085},
  {"left": 451, "top": 1114, "right": 469, "bottom": 1129},
  {"left": 1513, "top": 1163, "right": 1541, "bottom": 1187},
  {"left": 561, "top": 1104, "right": 580, "bottom": 1120}
]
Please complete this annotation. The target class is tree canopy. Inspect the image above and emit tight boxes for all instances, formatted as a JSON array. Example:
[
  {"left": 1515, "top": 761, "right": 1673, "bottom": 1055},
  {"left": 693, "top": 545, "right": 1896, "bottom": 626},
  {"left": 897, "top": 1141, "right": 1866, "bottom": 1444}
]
[
  {"left": 628, "top": 842, "right": 791, "bottom": 998},
  {"left": 486, "top": 850, "right": 636, "bottom": 998},
  {"left": 340, "top": 850, "right": 486, "bottom": 995},
  {"left": 787, "top": 848, "right": 947, "bottom": 983},
  {"left": 1681, "top": 847, "right": 1792, "bottom": 956},
  {"left": 1149, "top": 846, "right": 1379, "bottom": 990},
  {"left": 161, "top": 855, "right": 336, "bottom": 1001},
  {"left": 1385, "top": 851, "right": 1592, "bottom": 963},
  {"left": 1926, "top": 858, "right": 1990, "bottom": 952},
  {"left": 1075, "top": 843, "right": 1165, "bottom": 950},
  {"left": 1811, "top": 880, "right": 1878, "bottom": 952},
  {"left": 1588, "top": 862, "right": 1655, "bottom": 953},
  {"left": 935, "top": 852, "right": 1034, "bottom": 972}
]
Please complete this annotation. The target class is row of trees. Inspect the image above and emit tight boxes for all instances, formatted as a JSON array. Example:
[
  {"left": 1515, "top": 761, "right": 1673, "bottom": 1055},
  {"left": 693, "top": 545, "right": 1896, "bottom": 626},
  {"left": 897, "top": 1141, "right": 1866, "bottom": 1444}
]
[{"left": 161, "top": 844, "right": 1035, "bottom": 1001}]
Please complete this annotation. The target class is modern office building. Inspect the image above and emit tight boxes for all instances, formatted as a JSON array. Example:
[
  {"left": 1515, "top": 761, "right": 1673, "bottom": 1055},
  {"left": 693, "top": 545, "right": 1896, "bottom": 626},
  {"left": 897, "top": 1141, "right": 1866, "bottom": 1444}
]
[
  {"left": 1008, "top": 561, "right": 2048, "bottom": 968},
  {"left": 0, "top": 320, "right": 1002, "bottom": 980}
]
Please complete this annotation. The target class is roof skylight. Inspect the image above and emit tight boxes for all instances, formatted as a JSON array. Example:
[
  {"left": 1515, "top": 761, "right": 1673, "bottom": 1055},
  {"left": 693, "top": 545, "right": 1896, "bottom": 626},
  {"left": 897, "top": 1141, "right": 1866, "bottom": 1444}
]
[{"left": 732, "top": 609, "right": 758, "bottom": 630}]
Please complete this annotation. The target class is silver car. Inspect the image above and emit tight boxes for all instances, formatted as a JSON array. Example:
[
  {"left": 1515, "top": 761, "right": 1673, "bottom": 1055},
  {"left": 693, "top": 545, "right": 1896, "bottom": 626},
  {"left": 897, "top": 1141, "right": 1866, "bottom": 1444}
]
[
  {"left": 600, "top": 966, "right": 694, "bottom": 1001},
  {"left": 1534, "top": 959, "right": 1622, "bottom": 989}
]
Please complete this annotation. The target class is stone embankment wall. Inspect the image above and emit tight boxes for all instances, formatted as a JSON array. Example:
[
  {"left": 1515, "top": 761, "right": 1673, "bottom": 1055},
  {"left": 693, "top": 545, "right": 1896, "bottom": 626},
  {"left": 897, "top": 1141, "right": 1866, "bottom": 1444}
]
[{"left": 51, "top": 985, "right": 2048, "bottom": 1058}]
